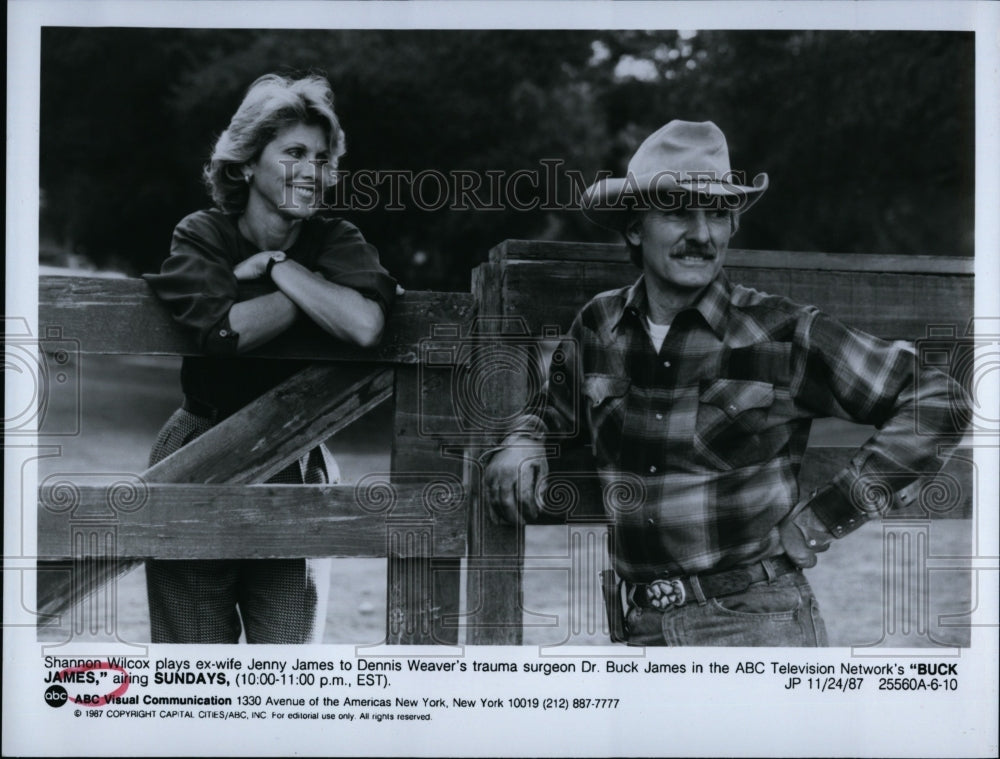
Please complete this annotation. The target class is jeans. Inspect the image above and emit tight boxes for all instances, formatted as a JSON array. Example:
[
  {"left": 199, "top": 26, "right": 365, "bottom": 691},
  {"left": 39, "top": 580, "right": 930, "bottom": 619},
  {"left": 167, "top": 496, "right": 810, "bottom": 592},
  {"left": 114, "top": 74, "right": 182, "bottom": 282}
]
[{"left": 624, "top": 570, "right": 828, "bottom": 646}]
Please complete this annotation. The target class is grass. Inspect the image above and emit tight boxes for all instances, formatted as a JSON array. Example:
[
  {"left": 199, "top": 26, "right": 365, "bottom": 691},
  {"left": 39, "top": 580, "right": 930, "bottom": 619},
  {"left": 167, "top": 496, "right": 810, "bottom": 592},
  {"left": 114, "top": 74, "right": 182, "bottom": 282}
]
[{"left": 36, "top": 355, "right": 972, "bottom": 647}]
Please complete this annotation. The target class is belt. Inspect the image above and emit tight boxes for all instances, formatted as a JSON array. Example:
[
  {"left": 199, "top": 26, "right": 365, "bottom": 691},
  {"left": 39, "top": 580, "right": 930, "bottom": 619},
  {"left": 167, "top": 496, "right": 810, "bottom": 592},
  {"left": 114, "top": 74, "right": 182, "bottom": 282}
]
[{"left": 627, "top": 555, "right": 798, "bottom": 611}]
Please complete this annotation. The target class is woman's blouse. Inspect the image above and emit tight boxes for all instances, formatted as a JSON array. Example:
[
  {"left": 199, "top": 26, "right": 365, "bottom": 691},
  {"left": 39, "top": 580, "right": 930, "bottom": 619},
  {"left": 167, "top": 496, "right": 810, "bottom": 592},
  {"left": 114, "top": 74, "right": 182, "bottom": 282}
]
[{"left": 144, "top": 209, "right": 397, "bottom": 419}]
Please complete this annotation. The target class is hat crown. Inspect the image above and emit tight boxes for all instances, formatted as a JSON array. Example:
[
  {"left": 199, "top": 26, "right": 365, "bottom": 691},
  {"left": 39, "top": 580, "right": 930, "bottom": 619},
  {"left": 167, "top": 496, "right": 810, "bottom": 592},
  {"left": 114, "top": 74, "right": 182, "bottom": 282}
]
[
  {"left": 628, "top": 120, "right": 732, "bottom": 179},
  {"left": 579, "top": 119, "right": 768, "bottom": 230}
]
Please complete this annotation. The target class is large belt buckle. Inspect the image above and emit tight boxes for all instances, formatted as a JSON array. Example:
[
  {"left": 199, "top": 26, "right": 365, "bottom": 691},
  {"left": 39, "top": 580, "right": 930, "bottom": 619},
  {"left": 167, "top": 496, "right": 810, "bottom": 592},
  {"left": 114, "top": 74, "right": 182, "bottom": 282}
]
[{"left": 645, "top": 577, "right": 686, "bottom": 611}]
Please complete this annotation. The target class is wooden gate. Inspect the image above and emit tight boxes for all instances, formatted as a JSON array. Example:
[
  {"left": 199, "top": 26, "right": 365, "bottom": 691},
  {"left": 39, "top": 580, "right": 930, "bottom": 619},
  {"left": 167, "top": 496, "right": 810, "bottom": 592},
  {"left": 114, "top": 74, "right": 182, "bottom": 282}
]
[{"left": 35, "top": 241, "right": 975, "bottom": 645}]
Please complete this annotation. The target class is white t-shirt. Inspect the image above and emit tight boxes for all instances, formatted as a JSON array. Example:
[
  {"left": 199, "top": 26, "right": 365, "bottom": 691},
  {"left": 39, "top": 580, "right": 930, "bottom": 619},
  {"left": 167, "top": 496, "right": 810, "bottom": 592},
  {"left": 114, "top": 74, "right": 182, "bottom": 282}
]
[{"left": 646, "top": 317, "right": 670, "bottom": 353}]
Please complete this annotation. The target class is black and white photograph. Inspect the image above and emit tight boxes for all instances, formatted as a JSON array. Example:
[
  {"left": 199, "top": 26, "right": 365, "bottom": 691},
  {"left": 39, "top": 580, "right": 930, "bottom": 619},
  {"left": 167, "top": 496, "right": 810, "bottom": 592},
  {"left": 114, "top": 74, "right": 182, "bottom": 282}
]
[{"left": 5, "top": 1, "right": 998, "bottom": 756}]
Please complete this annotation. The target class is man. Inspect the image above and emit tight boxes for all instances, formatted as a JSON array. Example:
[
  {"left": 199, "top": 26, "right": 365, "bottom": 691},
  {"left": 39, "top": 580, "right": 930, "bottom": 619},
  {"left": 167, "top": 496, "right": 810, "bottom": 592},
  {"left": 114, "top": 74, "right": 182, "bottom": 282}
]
[{"left": 484, "top": 120, "right": 968, "bottom": 646}]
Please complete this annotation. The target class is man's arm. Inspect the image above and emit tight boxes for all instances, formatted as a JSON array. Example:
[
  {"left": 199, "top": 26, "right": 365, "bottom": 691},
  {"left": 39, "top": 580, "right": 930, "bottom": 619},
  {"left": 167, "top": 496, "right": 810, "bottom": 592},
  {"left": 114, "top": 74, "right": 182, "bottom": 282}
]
[
  {"left": 484, "top": 317, "right": 588, "bottom": 523},
  {"left": 781, "top": 309, "right": 970, "bottom": 562}
]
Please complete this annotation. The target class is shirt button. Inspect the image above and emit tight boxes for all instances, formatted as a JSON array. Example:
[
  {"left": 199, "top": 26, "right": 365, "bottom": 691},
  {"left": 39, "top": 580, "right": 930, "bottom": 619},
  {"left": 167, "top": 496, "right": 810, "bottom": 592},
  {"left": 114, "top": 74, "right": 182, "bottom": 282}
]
[
  {"left": 648, "top": 465, "right": 657, "bottom": 473},
  {"left": 219, "top": 329, "right": 228, "bottom": 337},
  {"left": 655, "top": 413, "right": 663, "bottom": 420},
  {"left": 647, "top": 518, "right": 655, "bottom": 526},
  {"left": 727, "top": 403, "right": 738, "bottom": 413},
  {"left": 662, "top": 360, "right": 671, "bottom": 368}
]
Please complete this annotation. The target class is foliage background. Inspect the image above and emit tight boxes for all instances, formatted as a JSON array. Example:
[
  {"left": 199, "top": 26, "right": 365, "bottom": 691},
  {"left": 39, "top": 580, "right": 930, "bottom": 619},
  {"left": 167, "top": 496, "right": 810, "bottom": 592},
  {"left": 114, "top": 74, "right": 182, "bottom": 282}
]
[{"left": 39, "top": 29, "right": 974, "bottom": 289}]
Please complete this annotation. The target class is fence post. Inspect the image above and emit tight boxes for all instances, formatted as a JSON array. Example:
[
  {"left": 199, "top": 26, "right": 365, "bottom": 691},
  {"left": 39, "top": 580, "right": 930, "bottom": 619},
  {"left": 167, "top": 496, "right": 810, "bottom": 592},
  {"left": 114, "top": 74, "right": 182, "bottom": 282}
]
[
  {"left": 463, "top": 261, "right": 526, "bottom": 644},
  {"left": 386, "top": 366, "right": 463, "bottom": 644}
]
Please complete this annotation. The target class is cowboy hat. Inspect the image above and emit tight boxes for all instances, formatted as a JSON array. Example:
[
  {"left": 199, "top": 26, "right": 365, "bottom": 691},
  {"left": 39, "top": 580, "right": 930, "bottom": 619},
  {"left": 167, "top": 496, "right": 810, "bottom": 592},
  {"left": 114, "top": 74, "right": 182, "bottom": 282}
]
[{"left": 580, "top": 120, "right": 768, "bottom": 230}]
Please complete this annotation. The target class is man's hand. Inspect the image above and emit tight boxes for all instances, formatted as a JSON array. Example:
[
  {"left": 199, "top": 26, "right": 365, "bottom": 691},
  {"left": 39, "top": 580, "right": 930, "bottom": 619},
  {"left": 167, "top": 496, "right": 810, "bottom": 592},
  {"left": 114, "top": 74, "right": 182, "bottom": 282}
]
[
  {"left": 234, "top": 251, "right": 284, "bottom": 280},
  {"left": 778, "top": 497, "right": 834, "bottom": 568},
  {"left": 483, "top": 441, "right": 549, "bottom": 524}
]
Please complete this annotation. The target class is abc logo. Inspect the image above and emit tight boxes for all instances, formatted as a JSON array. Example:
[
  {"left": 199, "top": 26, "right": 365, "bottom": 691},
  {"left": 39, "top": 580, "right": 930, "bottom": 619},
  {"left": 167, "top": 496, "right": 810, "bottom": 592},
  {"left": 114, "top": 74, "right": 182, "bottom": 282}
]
[{"left": 44, "top": 685, "right": 68, "bottom": 708}]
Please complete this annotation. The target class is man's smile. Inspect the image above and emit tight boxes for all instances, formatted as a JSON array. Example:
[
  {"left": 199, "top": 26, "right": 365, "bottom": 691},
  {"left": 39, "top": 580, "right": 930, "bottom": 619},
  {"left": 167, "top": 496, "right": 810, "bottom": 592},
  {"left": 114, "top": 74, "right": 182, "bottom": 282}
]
[{"left": 670, "top": 248, "right": 716, "bottom": 262}]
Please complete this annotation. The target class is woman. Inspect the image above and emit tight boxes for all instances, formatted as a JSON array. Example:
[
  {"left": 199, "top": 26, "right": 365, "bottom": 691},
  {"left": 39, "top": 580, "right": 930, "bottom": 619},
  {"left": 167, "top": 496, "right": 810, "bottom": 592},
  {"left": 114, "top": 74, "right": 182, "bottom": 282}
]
[{"left": 143, "top": 73, "right": 397, "bottom": 644}]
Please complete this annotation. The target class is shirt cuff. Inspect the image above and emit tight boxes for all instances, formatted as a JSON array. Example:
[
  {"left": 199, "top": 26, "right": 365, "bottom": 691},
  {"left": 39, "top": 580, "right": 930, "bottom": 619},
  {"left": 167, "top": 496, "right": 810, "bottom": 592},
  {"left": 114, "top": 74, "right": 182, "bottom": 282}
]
[
  {"left": 475, "top": 419, "right": 547, "bottom": 466},
  {"left": 203, "top": 313, "right": 240, "bottom": 356},
  {"left": 505, "top": 414, "right": 547, "bottom": 440},
  {"left": 807, "top": 481, "right": 878, "bottom": 538}
]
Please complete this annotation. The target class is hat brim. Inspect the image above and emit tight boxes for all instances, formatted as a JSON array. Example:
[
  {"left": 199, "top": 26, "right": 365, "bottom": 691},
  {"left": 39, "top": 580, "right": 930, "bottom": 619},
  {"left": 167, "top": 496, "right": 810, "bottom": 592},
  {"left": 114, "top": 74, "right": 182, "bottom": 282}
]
[{"left": 581, "top": 171, "right": 769, "bottom": 231}]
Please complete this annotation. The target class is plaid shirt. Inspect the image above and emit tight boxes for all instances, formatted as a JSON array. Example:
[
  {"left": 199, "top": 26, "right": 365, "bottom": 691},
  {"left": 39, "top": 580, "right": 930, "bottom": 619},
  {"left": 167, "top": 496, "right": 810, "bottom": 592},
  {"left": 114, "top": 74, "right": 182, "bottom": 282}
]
[{"left": 509, "top": 273, "right": 967, "bottom": 581}]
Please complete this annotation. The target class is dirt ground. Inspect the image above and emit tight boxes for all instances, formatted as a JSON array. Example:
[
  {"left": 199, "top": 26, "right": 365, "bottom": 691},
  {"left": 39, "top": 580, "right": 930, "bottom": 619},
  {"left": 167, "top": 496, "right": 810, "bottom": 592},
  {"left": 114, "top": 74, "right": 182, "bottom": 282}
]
[{"left": 35, "top": 355, "right": 972, "bottom": 647}]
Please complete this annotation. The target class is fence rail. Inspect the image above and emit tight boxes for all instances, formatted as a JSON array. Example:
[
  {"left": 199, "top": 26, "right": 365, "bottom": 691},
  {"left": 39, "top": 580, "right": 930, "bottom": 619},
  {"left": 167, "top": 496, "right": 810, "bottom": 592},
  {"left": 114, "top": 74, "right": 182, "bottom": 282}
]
[
  {"left": 38, "top": 483, "right": 467, "bottom": 559},
  {"left": 489, "top": 242, "right": 974, "bottom": 340},
  {"left": 40, "top": 275, "right": 474, "bottom": 362}
]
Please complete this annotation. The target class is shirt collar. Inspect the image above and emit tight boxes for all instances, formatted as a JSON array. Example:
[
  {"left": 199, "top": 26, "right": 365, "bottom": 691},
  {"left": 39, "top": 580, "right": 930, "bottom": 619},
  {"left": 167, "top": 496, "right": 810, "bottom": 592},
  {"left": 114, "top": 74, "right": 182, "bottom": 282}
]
[{"left": 614, "top": 272, "right": 731, "bottom": 339}]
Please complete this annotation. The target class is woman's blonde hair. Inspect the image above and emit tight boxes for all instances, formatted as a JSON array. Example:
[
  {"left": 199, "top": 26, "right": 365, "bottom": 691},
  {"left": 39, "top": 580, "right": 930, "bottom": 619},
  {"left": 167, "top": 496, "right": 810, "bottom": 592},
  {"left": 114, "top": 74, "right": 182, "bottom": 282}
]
[{"left": 204, "top": 73, "right": 346, "bottom": 213}]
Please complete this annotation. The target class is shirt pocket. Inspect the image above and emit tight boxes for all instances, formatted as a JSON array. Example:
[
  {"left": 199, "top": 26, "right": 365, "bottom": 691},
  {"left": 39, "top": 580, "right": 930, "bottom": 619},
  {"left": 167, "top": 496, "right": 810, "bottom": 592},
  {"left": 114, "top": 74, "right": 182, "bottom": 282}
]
[
  {"left": 694, "top": 379, "right": 779, "bottom": 470},
  {"left": 583, "top": 374, "right": 630, "bottom": 462}
]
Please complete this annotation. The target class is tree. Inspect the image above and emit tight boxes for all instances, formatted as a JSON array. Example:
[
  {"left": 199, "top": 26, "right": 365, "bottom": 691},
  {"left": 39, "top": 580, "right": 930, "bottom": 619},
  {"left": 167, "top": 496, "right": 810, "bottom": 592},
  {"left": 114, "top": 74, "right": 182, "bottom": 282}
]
[{"left": 39, "top": 29, "right": 974, "bottom": 289}]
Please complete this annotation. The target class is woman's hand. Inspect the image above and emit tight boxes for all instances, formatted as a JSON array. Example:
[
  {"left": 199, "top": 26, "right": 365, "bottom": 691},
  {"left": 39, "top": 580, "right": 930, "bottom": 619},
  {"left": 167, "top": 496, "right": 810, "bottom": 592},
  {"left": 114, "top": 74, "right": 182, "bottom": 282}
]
[{"left": 233, "top": 251, "right": 284, "bottom": 281}]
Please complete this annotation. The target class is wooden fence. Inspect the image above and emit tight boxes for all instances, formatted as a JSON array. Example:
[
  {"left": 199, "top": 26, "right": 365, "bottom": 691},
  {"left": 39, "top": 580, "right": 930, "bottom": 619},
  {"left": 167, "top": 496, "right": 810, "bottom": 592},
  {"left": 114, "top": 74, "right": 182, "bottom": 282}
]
[{"left": 36, "top": 241, "right": 974, "bottom": 645}]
